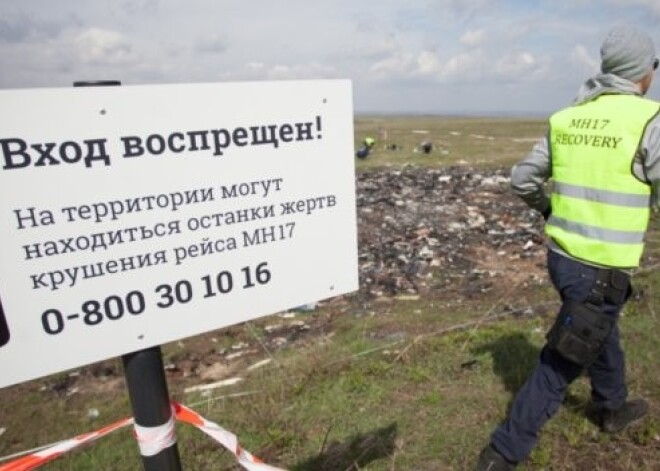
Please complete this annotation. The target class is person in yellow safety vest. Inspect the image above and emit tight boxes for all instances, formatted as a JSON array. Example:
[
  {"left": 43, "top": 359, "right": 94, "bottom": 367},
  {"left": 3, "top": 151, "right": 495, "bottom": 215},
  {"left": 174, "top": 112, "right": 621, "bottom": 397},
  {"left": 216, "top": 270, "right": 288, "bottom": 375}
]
[
  {"left": 477, "top": 26, "right": 660, "bottom": 471},
  {"left": 356, "top": 136, "right": 376, "bottom": 159}
]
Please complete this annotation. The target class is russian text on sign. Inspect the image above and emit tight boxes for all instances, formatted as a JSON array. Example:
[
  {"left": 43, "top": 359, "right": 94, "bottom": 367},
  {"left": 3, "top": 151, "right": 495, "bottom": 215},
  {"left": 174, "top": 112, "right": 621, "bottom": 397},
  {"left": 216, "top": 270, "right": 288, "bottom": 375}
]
[
  {"left": 30, "top": 250, "right": 168, "bottom": 290},
  {"left": 1, "top": 138, "right": 111, "bottom": 169}
]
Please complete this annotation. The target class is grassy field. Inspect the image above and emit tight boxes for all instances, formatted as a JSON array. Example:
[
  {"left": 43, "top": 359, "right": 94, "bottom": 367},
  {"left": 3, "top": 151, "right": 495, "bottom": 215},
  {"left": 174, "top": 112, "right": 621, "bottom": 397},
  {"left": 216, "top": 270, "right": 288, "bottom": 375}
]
[
  {"left": 2, "top": 116, "right": 660, "bottom": 470},
  {"left": 353, "top": 115, "right": 546, "bottom": 170}
]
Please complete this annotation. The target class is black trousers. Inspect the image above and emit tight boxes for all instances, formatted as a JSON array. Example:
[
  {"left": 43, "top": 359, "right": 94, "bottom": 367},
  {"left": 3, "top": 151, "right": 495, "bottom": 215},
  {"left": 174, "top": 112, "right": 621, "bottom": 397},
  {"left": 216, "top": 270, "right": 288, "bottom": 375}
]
[{"left": 491, "top": 250, "right": 628, "bottom": 463}]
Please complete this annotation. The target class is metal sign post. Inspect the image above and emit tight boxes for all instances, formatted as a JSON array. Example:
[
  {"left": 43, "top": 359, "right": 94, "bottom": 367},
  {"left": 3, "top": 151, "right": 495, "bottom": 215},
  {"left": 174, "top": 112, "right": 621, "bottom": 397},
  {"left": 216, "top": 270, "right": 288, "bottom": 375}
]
[
  {"left": 73, "top": 80, "right": 182, "bottom": 471},
  {"left": 122, "top": 346, "right": 182, "bottom": 470}
]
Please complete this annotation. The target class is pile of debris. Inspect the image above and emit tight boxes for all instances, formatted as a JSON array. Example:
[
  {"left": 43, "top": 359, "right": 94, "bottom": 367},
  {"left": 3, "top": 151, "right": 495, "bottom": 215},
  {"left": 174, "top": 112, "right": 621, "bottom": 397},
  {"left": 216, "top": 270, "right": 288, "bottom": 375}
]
[{"left": 356, "top": 166, "right": 547, "bottom": 299}]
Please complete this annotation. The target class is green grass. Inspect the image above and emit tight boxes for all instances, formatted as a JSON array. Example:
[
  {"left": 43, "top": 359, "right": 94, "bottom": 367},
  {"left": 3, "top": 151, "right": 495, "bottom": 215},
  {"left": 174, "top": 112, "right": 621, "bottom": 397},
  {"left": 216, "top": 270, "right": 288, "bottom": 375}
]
[
  {"left": 354, "top": 115, "right": 547, "bottom": 170},
  {"left": 1, "top": 116, "right": 659, "bottom": 470}
]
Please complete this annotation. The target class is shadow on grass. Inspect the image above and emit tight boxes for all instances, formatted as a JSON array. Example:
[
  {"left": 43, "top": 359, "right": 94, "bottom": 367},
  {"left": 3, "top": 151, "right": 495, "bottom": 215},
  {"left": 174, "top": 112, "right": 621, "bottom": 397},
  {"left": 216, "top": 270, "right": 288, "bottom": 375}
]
[
  {"left": 472, "top": 333, "right": 605, "bottom": 427},
  {"left": 292, "top": 422, "right": 398, "bottom": 471},
  {"left": 471, "top": 332, "right": 540, "bottom": 396}
]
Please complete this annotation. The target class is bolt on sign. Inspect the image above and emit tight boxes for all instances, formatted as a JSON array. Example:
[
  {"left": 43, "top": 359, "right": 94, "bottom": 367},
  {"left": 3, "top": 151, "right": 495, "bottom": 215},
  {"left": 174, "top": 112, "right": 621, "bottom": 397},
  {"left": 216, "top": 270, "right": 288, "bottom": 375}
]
[{"left": 0, "top": 80, "right": 358, "bottom": 388}]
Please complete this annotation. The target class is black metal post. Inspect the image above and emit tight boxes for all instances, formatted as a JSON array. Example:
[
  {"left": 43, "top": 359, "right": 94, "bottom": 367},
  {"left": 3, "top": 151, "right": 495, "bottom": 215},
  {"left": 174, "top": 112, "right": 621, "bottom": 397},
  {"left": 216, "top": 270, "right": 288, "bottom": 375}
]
[
  {"left": 74, "top": 80, "right": 183, "bottom": 470},
  {"left": 122, "top": 346, "right": 183, "bottom": 470}
]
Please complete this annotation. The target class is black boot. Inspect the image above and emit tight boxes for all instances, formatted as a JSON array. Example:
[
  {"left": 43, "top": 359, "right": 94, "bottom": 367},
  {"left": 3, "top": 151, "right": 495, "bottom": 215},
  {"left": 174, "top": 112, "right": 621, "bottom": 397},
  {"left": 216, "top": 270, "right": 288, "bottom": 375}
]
[
  {"left": 476, "top": 445, "right": 517, "bottom": 470},
  {"left": 601, "top": 398, "right": 649, "bottom": 434}
]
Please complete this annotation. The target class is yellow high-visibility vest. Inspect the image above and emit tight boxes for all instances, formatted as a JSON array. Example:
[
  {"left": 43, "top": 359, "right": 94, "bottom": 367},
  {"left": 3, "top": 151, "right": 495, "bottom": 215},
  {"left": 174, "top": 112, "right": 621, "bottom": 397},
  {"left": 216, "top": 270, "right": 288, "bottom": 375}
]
[{"left": 546, "top": 94, "right": 659, "bottom": 268}]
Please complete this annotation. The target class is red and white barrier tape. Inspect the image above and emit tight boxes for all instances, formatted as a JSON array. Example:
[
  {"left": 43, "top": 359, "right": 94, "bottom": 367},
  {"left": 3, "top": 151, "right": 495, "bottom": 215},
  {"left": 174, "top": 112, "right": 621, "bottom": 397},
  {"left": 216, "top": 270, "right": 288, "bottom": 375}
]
[
  {"left": 173, "top": 402, "right": 285, "bottom": 471},
  {"left": 0, "top": 403, "right": 286, "bottom": 471},
  {"left": 133, "top": 406, "right": 177, "bottom": 457},
  {"left": 0, "top": 417, "right": 132, "bottom": 471}
]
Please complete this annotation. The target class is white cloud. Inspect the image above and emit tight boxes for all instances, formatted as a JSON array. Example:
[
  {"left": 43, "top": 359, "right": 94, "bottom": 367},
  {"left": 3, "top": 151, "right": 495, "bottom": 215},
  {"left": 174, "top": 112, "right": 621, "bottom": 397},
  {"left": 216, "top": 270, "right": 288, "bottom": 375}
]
[
  {"left": 368, "top": 49, "right": 484, "bottom": 83},
  {"left": 493, "top": 52, "right": 538, "bottom": 78},
  {"left": 75, "top": 28, "right": 135, "bottom": 66},
  {"left": 266, "top": 63, "right": 338, "bottom": 80},
  {"left": 417, "top": 51, "right": 442, "bottom": 75},
  {"left": 460, "top": 29, "right": 486, "bottom": 48},
  {"left": 367, "top": 46, "right": 553, "bottom": 86},
  {"left": 439, "top": 51, "right": 483, "bottom": 80},
  {"left": 229, "top": 61, "right": 339, "bottom": 81},
  {"left": 369, "top": 52, "right": 416, "bottom": 79},
  {"left": 345, "top": 36, "right": 399, "bottom": 60},
  {"left": 570, "top": 44, "right": 599, "bottom": 75},
  {"left": 245, "top": 62, "right": 265, "bottom": 72},
  {"left": 1, "top": 0, "right": 659, "bottom": 112}
]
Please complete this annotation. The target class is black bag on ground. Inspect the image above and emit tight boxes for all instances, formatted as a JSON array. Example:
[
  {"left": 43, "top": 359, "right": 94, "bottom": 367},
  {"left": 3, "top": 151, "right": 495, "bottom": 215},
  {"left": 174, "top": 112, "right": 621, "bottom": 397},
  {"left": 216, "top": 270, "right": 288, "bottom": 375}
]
[{"left": 546, "top": 300, "right": 615, "bottom": 367}]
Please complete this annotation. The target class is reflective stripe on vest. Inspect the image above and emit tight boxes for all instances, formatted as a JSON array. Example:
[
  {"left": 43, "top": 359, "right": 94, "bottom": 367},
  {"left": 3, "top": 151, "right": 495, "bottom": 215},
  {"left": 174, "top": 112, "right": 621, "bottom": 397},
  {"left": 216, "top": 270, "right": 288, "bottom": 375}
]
[
  {"left": 545, "top": 94, "right": 659, "bottom": 268},
  {"left": 553, "top": 181, "right": 650, "bottom": 208},
  {"left": 547, "top": 215, "right": 645, "bottom": 244}
]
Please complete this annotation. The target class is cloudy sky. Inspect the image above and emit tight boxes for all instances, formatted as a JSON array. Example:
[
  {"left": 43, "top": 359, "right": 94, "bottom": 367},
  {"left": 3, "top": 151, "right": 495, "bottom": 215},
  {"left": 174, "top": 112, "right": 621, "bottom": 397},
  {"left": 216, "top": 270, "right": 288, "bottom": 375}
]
[{"left": 2, "top": 0, "right": 660, "bottom": 115}]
